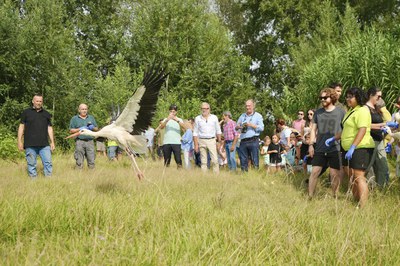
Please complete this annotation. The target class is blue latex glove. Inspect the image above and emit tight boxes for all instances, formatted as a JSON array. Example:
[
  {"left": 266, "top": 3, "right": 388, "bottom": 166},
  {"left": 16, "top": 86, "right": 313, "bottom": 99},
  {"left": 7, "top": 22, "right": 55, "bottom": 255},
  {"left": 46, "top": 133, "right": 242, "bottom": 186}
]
[
  {"left": 344, "top": 145, "right": 356, "bottom": 160},
  {"left": 87, "top": 124, "right": 95, "bottom": 130},
  {"left": 385, "top": 143, "right": 392, "bottom": 153},
  {"left": 303, "top": 155, "right": 308, "bottom": 163},
  {"left": 325, "top": 137, "right": 336, "bottom": 147},
  {"left": 79, "top": 126, "right": 87, "bottom": 131},
  {"left": 386, "top": 121, "right": 399, "bottom": 129},
  {"left": 381, "top": 126, "right": 389, "bottom": 134}
]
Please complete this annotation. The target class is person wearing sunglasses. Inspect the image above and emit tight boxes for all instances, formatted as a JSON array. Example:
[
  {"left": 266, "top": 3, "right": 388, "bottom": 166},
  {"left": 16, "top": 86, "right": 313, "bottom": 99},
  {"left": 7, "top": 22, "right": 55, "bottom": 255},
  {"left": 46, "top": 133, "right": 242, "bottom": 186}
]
[
  {"left": 292, "top": 110, "right": 306, "bottom": 134},
  {"left": 365, "top": 87, "right": 389, "bottom": 187},
  {"left": 302, "top": 109, "right": 315, "bottom": 137},
  {"left": 308, "top": 88, "right": 346, "bottom": 200},
  {"left": 341, "top": 87, "right": 375, "bottom": 208}
]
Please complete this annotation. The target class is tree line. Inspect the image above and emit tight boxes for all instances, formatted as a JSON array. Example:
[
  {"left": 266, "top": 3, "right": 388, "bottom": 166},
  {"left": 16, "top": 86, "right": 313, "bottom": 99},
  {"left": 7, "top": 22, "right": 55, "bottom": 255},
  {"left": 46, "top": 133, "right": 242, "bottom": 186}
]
[{"left": 1, "top": 0, "right": 400, "bottom": 151}]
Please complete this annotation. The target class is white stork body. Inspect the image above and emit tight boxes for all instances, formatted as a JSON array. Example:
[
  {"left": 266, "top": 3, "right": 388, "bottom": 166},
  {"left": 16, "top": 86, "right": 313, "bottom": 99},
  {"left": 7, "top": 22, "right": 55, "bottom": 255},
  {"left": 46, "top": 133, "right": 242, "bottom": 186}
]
[
  {"left": 79, "top": 125, "right": 147, "bottom": 154},
  {"left": 66, "top": 64, "right": 168, "bottom": 179}
]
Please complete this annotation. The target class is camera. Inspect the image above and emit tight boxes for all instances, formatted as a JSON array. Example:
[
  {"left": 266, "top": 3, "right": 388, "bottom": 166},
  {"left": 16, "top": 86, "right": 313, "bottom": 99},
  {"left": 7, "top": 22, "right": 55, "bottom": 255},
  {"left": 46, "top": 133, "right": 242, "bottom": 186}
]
[{"left": 241, "top": 122, "right": 248, "bottom": 133}]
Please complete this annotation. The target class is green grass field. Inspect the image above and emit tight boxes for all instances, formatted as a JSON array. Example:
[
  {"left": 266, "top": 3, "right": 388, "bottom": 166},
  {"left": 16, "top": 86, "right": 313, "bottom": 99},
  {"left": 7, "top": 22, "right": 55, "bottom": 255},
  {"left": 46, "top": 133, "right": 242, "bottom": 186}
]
[{"left": 1, "top": 154, "right": 400, "bottom": 265}]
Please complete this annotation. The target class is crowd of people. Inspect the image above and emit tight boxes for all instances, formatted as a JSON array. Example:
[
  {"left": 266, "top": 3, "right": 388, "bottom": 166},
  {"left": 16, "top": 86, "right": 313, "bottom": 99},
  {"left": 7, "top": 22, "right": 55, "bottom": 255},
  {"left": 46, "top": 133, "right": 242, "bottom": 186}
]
[{"left": 17, "top": 84, "right": 400, "bottom": 207}]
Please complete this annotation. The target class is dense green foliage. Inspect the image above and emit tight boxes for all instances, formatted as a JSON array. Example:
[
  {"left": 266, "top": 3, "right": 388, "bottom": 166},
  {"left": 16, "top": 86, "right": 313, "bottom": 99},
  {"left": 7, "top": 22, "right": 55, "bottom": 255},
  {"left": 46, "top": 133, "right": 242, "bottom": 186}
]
[
  {"left": 0, "top": 0, "right": 253, "bottom": 150},
  {"left": 3, "top": 0, "right": 400, "bottom": 149}
]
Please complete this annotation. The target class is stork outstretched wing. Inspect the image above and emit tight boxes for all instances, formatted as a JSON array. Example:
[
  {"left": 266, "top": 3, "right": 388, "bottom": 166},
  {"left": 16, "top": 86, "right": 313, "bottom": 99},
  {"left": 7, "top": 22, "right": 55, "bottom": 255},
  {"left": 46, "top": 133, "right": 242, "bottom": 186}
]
[{"left": 114, "top": 62, "right": 169, "bottom": 134}]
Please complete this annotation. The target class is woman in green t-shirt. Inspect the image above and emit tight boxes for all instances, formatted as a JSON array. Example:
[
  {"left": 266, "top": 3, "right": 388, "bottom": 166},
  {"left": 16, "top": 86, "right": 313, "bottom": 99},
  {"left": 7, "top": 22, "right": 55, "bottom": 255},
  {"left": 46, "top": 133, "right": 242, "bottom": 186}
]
[{"left": 341, "top": 87, "right": 374, "bottom": 208}]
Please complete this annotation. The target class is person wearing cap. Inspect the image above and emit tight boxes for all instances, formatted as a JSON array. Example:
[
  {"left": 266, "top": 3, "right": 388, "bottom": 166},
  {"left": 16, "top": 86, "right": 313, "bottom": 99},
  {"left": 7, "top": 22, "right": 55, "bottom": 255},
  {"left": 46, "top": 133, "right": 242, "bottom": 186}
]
[
  {"left": 236, "top": 99, "right": 264, "bottom": 171},
  {"left": 193, "top": 102, "right": 222, "bottom": 173},
  {"left": 222, "top": 111, "right": 239, "bottom": 171},
  {"left": 160, "top": 104, "right": 185, "bottom": 168}
]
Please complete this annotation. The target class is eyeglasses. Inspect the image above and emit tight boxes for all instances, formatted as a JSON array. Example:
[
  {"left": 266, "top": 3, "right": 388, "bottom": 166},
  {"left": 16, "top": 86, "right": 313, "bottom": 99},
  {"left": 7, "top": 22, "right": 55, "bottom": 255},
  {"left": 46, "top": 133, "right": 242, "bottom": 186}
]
[
  {"left": 319, "top": 96, "right": 329, "bottom": 101},
  {"left": 298, "top": 113, "right": 304, "bottom": 115},
  {"left": 201, "top": 107, "right": 209, "bottom": 110}
]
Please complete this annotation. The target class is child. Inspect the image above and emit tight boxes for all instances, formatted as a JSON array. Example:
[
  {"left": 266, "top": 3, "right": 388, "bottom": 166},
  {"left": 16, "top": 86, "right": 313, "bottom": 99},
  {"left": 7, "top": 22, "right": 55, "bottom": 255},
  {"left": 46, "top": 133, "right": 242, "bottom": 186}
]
[
  {"left": 300, "top": 133, "right": 313, "bottom": 174},
  {"left": 260, "top": 136, "right": 271, "bottom": 170},
  {"left": 181, "top": 120, "right": 194, "bottom": 169},
  {"left": 268, "top": 134, "right": 283, "bottom": 172},
  {"left": 218, "top": 138, "right": 228, "bottom": 168}
]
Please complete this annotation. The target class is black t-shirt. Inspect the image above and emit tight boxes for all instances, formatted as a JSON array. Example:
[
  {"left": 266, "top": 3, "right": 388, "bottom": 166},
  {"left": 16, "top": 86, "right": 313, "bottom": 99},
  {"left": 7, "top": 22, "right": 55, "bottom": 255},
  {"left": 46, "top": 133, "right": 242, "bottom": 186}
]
[
  {"left": 20, "top": 108, "right": 52, "bottom": 148},
  {"left": 367, "top": 106, "right": 384, "bottom": 141},
  {"left": 268, "top": 143, "right": 282, "bottom": 164}
]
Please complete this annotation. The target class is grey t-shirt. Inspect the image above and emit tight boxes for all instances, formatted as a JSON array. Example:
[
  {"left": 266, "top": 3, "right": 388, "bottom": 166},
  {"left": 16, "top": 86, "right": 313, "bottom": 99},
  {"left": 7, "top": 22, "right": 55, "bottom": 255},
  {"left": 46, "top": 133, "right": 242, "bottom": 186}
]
[{"left": 313, "top": 107, "right": 346, "bottom": 152}]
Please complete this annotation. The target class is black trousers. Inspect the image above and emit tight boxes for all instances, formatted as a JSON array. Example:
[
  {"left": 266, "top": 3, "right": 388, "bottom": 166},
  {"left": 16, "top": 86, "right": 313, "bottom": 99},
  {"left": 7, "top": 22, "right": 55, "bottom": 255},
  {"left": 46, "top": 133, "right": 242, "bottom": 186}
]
[{"left": 163, "top": 144, "right": 182, "bottom": 167}]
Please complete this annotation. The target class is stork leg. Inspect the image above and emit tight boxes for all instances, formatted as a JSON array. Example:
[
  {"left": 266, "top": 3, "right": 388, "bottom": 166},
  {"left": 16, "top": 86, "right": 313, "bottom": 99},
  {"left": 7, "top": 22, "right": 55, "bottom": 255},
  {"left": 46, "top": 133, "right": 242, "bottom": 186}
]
[{"left": 125, "top": 147, "right": 144, "bottom": 180}]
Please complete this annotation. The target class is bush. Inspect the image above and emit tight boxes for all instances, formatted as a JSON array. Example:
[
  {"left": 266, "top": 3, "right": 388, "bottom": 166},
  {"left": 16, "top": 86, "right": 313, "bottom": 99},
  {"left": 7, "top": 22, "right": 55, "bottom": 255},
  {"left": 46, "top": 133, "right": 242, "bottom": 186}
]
[{"left": 0, "top": 127, "right": 23, "bottom": 161}]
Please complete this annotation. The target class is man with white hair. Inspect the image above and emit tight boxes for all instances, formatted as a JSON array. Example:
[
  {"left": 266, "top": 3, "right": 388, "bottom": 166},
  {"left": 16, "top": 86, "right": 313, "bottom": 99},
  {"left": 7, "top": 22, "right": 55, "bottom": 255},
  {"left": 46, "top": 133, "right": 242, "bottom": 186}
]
[
  {"left": 193, "top": 102, "right": 222, "bottom": 173},
  {"left": 69, "top": 103, "right": 98, "bottom": 169},
  {"left": 236, "top": 99, "right": 264, "bottom": 171}
]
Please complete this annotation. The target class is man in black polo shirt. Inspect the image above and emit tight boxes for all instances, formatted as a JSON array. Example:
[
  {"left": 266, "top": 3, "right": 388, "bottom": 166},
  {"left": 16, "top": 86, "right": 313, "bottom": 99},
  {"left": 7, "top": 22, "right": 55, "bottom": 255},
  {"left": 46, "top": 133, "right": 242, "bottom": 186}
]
[{"left": 17, "top": 94, "right": 55, "bottom": 178}]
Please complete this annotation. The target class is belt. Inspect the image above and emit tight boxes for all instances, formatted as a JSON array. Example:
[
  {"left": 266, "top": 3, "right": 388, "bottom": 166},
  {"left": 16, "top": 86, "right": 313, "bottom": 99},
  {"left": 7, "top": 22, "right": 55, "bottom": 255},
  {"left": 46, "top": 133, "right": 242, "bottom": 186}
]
[
  {"left": 77, "top": 139, "right": 93, "bottom": 142},
  {"left": 241, "top": 136, "right": 259, "bottom": 142},
  {"left": 225, "top": 140, "right": 234, "bottom": 143},
  {"left": 199, "top": 137, "right": 215, "bottom": 139}
]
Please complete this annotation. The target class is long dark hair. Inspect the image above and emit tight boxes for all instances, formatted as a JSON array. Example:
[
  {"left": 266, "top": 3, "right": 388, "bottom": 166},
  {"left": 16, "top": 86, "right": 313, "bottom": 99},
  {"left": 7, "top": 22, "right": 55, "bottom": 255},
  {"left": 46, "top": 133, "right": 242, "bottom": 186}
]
[{"left": 305, "top": 109, "right": 315, "bottom": 127}]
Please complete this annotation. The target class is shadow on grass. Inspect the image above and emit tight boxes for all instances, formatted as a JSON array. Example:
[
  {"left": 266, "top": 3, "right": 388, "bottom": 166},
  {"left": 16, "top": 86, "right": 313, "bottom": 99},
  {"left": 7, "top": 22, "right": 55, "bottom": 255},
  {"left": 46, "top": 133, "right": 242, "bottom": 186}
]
[{"left": 95, "top": 182, "right": 124, "bottom": 194}]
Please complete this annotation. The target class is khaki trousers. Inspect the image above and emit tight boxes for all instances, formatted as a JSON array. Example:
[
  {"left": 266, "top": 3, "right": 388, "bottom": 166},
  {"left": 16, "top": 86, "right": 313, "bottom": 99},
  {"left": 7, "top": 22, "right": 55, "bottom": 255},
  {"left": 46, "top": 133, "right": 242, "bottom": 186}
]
[{"left": 199, "top": 138, "right": 219, "bottom": 173}]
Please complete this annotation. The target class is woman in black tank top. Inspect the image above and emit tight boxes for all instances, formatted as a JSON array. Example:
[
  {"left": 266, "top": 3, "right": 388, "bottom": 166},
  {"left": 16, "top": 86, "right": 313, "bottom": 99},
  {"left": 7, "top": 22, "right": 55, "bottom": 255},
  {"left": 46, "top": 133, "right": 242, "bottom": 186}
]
[{"left": 365, "top": 87, "right": 389, "bottom": 187}]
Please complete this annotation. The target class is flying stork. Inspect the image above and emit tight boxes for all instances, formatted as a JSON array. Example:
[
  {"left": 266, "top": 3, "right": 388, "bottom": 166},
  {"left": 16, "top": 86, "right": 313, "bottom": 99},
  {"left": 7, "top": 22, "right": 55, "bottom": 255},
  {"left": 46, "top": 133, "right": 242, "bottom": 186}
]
[{"left": 66, "top": 63, "right": 169, "bottom": 179}]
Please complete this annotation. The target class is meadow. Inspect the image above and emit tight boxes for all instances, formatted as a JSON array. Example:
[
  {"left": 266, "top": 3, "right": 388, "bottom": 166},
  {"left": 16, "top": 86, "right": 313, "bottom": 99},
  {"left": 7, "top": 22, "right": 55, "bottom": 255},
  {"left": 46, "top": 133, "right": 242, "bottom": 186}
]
[{"left": 1, "top": 154, "right": 400, "bottom": 265}]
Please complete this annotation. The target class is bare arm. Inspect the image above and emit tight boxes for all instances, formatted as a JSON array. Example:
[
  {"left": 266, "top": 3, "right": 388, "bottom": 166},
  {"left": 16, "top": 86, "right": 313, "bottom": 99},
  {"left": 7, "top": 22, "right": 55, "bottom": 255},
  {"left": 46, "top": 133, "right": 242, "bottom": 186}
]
[
  {"left": 194, "top": 136, "right": 199, "bottom": 153},
  {"left": 308, "top": 122, "right": 318, "bottom": 157},
  {"left": 351, "top": 127, "right": 367, "bottom": 147},
  {"left": 48, "top": 126, "right": 55, "bottom": 151},
  {"left": 17, "top": 124, "right": 24, "bottom": 151}
]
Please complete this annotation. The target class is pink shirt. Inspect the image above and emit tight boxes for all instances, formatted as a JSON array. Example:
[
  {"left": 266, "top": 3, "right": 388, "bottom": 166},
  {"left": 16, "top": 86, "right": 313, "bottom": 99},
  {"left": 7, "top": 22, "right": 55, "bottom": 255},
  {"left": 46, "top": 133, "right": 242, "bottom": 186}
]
[
  {"left": 292, "top": 119, "right": 305, "bottom": 133},
  {"left": 223, "top": 120, "right": 238, "bottom": 141}
]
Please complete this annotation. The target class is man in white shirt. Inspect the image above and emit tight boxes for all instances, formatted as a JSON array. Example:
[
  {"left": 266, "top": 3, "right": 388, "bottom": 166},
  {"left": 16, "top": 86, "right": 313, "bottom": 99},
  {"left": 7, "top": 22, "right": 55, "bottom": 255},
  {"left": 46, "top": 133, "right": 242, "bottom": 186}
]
[{"left": 193, "top": 102, "right": 222, "bottom": 173}]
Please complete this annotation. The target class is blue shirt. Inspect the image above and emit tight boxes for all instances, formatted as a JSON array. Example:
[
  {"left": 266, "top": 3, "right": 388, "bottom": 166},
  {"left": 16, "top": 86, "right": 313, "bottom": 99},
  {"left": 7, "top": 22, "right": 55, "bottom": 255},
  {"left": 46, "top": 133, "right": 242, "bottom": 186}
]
[
  {"left": 237, "top": 112, "right": 264, "bottom": 139},
  {"left": 181, "top": 129, "right": 194, "bottom": 151}
]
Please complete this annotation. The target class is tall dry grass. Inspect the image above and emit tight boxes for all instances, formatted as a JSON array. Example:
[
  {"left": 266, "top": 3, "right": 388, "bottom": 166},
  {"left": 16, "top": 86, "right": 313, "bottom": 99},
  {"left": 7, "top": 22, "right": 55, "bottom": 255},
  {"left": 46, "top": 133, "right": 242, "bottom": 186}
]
[{"left": 1, "top": 153, "right": 400, "bottom": 265}]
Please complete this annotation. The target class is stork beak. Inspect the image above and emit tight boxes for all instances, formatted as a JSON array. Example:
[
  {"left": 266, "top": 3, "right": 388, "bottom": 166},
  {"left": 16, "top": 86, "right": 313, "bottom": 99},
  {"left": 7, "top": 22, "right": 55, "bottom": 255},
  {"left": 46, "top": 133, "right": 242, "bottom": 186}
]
[{"left": 65, "top": 131, "right": 81, "bottom": 139}]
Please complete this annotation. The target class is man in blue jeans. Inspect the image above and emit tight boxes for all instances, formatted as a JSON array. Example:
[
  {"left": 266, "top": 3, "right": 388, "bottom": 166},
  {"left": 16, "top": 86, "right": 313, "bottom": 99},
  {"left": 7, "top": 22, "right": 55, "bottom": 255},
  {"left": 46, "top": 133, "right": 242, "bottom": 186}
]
[
  {"left": 18, "top": 94, "right": 55, "bottom": 178},
  {"left": 236, "top": 99, "right": 264, "bottom": 171}
]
